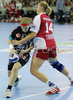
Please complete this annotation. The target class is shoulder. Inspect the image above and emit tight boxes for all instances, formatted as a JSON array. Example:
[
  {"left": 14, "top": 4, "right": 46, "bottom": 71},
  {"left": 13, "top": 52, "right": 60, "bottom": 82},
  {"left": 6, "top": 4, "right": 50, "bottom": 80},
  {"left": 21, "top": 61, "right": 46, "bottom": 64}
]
[
  {"left": 33, "top": 14, "right": 41, "bottom": 25},
  {"left": 16, "top": 26, "right": 22, "bottom": 30},
  {"left": 11, "top": 26, "right": 21, "bottom": 34},
  {"left": 33, "top": 14, "right": 40, "bottom": 21},
  {"left": 34, "top": 13, "right": 46, "bottom": 20}
]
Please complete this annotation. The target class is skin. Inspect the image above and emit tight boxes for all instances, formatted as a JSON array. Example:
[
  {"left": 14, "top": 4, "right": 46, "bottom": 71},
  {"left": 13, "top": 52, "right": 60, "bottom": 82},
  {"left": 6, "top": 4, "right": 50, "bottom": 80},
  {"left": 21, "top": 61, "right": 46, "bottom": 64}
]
[
  {"left": 7, "top": 25, "right": 33, "bottom": 87},
  {"left": 8, "top": 38, "right": 22, "bottom": 86},
  {"left": 11, "top": 3, "right": 69, "bottom": 84}
]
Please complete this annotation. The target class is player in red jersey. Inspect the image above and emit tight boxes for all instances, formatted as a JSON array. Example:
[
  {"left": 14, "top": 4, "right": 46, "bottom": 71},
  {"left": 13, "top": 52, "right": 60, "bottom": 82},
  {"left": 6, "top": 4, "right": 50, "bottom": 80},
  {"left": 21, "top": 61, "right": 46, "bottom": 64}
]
[
  {"left": 12, "top": 1, "right": 73, "bottom": 95},
  {"left": 9, "top": 0, "right": 16, "bottom": 22}
]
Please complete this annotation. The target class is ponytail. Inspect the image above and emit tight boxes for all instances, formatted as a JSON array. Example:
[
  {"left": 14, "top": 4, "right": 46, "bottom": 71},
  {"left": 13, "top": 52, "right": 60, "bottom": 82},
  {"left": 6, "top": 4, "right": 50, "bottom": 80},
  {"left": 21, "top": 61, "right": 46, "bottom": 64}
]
[
  {"left": 46, "top": 7, "right": 51, "bottom": 16},
  {"left": 39, "top": 1, "right": 51, "bottom": 16}
]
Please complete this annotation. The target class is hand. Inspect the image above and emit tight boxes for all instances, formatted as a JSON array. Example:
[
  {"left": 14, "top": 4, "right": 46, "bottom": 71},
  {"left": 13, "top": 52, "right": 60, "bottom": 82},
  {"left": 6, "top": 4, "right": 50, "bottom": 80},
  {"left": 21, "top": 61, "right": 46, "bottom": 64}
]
[
  {"left": 20, "top": 50, "right": 28, "bottom": 54},
  {"left": 9, "top": 48, "right": 17, "bottom": 57},
  {"left": 12, "top": 40, "right": 19, "bottom": 45},
  {"left": 18, "top": 50, "right": 28, "bottom": 58},
  {"left": 19, "top": 52, "right": 23, "bottom": 58}
]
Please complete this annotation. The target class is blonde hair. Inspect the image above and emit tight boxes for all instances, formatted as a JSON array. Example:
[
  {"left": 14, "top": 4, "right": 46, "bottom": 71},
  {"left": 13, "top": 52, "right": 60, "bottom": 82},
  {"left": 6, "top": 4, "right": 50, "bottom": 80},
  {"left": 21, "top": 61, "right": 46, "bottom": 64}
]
[
  {"left": 39, "top": 1, "right": 51, "bottom": 16},
  {"left": 20, "top": 17, "right": 32, "bottom": 24}
]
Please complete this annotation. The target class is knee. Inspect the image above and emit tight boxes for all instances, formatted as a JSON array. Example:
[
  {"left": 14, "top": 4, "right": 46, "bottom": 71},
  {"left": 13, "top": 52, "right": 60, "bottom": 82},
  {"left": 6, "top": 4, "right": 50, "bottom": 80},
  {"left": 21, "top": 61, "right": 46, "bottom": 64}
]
[
  {"left": 50, "top": 60, "right": 64, "bottom": 72},
  {"left": 12, "top": 63, "right": 19, "bottom": 73},
  {"left": 12, "top": 66, "right": 18, "bottom": 73},
  {"left": 30, "top": 68, "right": 37, "bottom": 76},
  {"left": 30, "top": 68, "right": 35, "bottom": 75}
]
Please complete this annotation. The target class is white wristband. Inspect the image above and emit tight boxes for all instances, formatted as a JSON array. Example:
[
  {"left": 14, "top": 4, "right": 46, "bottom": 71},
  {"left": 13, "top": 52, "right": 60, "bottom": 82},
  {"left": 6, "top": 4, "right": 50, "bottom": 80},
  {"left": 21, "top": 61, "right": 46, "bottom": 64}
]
[{"left": 9, "top": 44, "right": 14, "bottom": 50}]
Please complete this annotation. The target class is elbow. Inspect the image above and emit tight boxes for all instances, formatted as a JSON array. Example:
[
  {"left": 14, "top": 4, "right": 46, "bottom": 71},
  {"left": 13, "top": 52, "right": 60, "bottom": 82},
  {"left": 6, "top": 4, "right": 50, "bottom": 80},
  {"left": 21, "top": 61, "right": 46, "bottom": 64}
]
[{"left": 8, "top": 38, "right": 12, "bottom": 45}]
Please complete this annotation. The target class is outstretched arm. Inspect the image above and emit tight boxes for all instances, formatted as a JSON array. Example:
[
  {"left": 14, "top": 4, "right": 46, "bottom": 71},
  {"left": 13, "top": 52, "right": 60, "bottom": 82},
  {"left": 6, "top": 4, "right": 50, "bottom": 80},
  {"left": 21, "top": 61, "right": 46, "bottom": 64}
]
[
  {"left": 19, "top": 45, "right": 34, "bottom": 57},
  {"left": 12, "top": 32, "right": 36, "bottom": 45}
]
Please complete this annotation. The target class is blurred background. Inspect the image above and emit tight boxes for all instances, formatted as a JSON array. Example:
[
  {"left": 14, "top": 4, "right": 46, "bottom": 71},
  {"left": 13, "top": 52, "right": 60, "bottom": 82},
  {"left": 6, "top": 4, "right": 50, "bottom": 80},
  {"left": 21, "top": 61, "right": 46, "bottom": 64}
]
[{"left": 0, "top": 0, "right": 73, "bottom": 24}]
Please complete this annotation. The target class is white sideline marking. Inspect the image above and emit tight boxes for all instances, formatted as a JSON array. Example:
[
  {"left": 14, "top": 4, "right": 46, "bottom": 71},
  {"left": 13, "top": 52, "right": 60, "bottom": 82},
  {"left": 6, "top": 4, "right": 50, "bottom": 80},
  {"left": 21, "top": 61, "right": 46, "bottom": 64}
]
[
  {"left": 0, "top": 48, "right": 10, "bottom": 52},
  {"left": 14, "top": 92, "right": 46, "bottom": 100},
  {"left": 0, "top": 48, "right": 73, "bottom": 54},
  {"left": 14, "top": 86, "right": 73, "bottom": 100}
]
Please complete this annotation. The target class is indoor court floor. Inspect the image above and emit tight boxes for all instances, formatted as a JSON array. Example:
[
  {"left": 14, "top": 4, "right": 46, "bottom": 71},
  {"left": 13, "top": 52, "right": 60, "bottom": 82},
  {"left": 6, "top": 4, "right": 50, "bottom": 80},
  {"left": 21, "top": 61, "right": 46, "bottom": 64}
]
[{"left": 0, "top": 22, "right": 73, "bottom": 100}]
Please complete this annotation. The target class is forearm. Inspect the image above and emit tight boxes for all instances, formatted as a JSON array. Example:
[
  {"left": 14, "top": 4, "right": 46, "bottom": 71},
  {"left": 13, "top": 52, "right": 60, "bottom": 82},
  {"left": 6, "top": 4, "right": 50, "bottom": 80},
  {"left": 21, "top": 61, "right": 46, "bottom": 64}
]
[
  {"left": 18, "top": 32, "right": 36, "bottom": 44},
  {"left": 8, "top": 38, "right": 13, "bottom": 50},
  {"left": 21, "top": 45, "right": 34, "bottom": 54},
  {"left": 26, "top": 45, "right": 34, "bottom": 51}
]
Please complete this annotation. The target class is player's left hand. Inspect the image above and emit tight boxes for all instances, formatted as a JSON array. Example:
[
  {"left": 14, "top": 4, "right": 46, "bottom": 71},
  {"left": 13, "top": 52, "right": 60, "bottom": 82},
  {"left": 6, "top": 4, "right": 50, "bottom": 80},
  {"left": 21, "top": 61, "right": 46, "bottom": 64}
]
[
  {"left": 20, "top": 50, "right": 28, "bottom": 54},
  {"left": 19, "top": 50, "right": 28, "bottom": 57},
  {"left": 19, "top": 52, "right": 23, "bottom": 58},
  {"left": 12, "top": 40, "right": 19, "bottom": 45}
]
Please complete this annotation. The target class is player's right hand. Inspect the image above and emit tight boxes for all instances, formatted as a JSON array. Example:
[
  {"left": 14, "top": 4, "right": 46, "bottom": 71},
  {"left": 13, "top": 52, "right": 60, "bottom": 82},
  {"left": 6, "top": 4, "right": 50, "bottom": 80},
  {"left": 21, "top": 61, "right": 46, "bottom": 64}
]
[{"left": 9, "top": 48, "right": 17, "bottom": 57}]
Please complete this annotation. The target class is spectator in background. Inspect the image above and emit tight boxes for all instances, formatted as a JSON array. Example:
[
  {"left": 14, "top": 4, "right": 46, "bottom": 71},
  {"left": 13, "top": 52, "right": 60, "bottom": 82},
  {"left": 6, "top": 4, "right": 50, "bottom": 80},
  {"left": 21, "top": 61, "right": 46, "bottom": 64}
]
[
  {"left": 65, "top": 2, "right": 73, "bottom": 23},
  {"left": 22, "top": 1, "right": 25, "bottom": 8},
  {"left": 33, "top": 9, "right": 37, "bottom": 17},
  {"left": 47, "top": 0, "right": 57, "bottom": 6},
  {"left": 4, "top": 2, "right": 9, "bottom": 8},
  {"left": 24, "top": 9, "right": 28, "bottom": 17},
  {"left": 8, "top": 0, "right": 16, "bottom": 22},
  {"left": 70, "top": 2, "right": 73, "bottom": 23},
  {"left": 65, "top": 0, "right": 69, "bottom": 6},
  {"left": 0, "top": 2, "right": 4, "bottom": 8},
  {"left": 26, "top": 0, "right": 30, "bottom": 7},
  {"left": 50, "top": 10, "right": 55, "bottom": 20},
  {"left": 1, "top": 9, "right": 10, "bottom": 22},
  {"left": 54, "top": 0, "right": 57, "bottom": 6},
  {"left": 15, "top": 0, "right": 22, "bottom": 22},
  {"left": 0, "top": 10, "right": 2, "bottom": 22},
  {"left": 65, "top": 11, "right": 71, "bottom": 23},
  {"left": 56, "top": 0, "right": 65, "bottom": 24},
  {"left": 27, "top": 8, "right": 35, "bottom": 19},
  {"left": 68, "top": 0, "right": 71, "bottom": 6}
]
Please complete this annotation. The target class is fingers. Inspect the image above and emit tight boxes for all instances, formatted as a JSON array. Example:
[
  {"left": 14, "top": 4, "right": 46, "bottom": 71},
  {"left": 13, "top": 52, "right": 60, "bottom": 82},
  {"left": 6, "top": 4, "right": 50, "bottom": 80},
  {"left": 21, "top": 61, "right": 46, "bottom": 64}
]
[
  {"left": 9, "top": 49, "right": 17, "bottom": 57},
  {"left": 19, "top": 52, "right": 23, "bottom": 57},
  {"left": 9, "top": 52, "right": 13, "bottom": 57}
]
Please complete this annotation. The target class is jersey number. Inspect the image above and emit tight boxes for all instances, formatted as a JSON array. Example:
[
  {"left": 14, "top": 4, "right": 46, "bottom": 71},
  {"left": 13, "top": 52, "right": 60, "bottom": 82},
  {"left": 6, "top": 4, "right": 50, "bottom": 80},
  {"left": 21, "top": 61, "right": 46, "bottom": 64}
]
[{"left": 45, "top": 22, "right": 53, "bottom": 33}]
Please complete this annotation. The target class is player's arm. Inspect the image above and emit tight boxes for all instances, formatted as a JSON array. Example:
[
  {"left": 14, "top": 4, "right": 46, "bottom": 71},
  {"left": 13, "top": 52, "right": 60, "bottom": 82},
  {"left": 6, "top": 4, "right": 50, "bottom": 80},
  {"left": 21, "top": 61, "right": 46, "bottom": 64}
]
[
  {"left": 12, "top": 32, "right": 36, "bottom": 45},
  {"left": 19, "top": 45, "right": 34, "bottom": 57},
  {"left": 21, "top": 45, "right": 33, "bottom": 54},
  {"left": 8, "top": 36, "right": 17, "bottom": 56},
  {"left": 12, "top": 15, "right": 40, "bottom": 45}
]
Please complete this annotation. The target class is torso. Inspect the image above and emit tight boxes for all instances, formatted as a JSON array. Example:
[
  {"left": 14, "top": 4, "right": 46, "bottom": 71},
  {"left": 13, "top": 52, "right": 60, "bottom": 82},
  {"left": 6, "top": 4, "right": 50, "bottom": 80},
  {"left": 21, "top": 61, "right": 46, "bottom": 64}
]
[
  {"left": 11, "top": 26, "right": 33, "bottom": 51},
  {"left": 30, "top": 13, "right": 56, "bottom": 50}
]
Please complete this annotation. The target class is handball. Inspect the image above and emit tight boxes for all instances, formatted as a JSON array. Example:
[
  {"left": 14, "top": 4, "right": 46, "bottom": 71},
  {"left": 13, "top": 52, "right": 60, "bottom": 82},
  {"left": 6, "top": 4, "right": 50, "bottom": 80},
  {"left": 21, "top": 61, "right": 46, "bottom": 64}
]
[{"left": 9, "top": 53, "right": 19, "bottom": 63}]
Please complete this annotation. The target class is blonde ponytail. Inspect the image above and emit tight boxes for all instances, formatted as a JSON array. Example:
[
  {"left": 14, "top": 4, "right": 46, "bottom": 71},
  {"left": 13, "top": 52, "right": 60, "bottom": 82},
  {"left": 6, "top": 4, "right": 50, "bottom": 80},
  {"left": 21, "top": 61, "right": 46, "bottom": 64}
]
[
  {"left": 46, "top": 7, "right": 51, "bottom": 16},
  {"left": 39, "top": 1, "right": 51, "bottom": 16}
]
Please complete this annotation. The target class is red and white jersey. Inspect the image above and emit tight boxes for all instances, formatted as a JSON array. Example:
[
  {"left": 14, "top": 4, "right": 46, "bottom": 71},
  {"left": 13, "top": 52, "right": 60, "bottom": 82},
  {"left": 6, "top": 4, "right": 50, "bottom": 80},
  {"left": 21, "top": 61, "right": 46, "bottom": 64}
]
[
  {"left": 30, "top": 13, "right": 56, "bottom": 50},
  {"left": 9, "top": 1, "right": 16, "bottom": 13}
]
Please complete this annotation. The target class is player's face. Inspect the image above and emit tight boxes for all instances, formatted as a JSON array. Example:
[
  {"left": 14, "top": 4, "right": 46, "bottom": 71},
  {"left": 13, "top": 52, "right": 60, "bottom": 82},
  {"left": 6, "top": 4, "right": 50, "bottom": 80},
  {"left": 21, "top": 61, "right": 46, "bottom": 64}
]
[
  {"left": 21, "top": 26, "right": 29, "bottom": 32},
  {"left": 37, "top": 4, "right": 42, "bottom": 14}
]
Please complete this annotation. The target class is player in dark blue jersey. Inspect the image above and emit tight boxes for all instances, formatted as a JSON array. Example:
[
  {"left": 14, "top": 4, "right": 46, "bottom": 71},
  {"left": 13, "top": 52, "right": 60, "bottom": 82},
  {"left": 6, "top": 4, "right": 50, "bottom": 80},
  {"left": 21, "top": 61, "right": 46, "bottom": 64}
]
[{"left": 6, "top": 17, "right": 33, "bottom": 98}]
